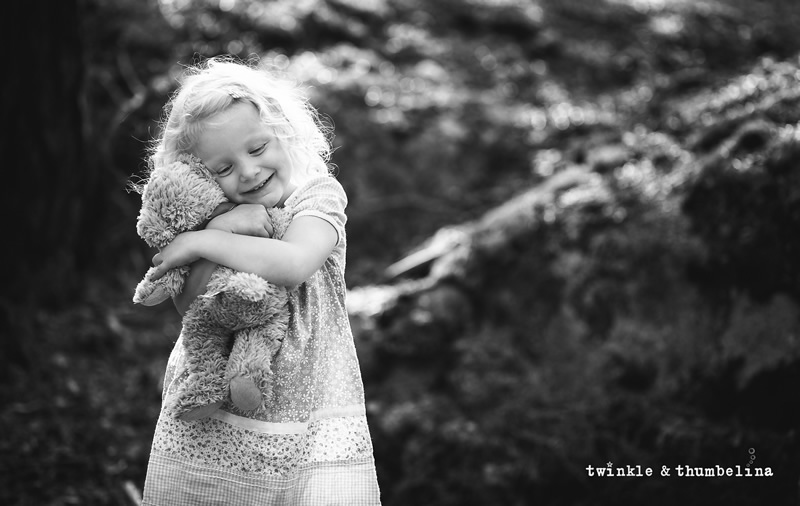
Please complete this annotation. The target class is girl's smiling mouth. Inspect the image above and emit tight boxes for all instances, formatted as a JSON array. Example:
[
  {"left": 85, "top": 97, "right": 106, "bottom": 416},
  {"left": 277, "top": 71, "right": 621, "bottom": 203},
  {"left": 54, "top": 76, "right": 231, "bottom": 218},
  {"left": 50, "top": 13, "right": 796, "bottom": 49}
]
[{"left": 244, "top": 174, "right": 272, "bottom": 194}]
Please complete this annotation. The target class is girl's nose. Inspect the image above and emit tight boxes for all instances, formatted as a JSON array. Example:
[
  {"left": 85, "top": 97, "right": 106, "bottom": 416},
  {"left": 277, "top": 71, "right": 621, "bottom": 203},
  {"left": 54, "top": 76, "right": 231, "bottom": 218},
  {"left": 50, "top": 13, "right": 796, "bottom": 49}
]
[{"left": 240, "top": 161, "right": 260, "bottom": 181}]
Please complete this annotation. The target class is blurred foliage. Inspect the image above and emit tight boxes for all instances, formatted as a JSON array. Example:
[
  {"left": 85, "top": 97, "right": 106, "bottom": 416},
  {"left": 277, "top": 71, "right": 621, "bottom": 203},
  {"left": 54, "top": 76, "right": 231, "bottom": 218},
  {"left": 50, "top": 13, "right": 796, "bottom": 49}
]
[
  {"left": 3, "top": 0, "right": 800, "bottom": 504},
  {"left": 0, "top": 288, "right": 175, "bottom": 505},
  {"left": 352, "top": 58, "right": 800, "bottom": 504}
]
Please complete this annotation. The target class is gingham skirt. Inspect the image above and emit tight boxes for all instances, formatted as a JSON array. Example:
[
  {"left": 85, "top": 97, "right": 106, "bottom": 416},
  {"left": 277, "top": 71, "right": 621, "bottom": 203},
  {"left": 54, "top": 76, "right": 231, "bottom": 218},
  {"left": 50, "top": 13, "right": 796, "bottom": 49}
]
[
  {"left": 141, "top": 410, "right": 381, "bottom": 506},
  {"left": 143, "top": 454, "right": 380, "bottom": 505}
]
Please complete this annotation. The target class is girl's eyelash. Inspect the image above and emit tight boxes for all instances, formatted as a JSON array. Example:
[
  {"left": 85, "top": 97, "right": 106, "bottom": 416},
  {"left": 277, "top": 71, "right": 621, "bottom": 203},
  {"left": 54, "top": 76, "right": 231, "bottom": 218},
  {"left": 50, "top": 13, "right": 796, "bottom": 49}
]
[{"left": 212, "top": 141, "right": 268, "bottom": 175}]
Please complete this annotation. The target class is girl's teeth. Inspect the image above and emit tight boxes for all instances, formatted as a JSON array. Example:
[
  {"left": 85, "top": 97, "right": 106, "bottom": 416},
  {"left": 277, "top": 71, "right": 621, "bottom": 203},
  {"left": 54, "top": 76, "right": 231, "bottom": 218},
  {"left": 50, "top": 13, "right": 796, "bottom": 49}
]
[{"left": 247, "top": 174, "right": 272, "bottom": 193}]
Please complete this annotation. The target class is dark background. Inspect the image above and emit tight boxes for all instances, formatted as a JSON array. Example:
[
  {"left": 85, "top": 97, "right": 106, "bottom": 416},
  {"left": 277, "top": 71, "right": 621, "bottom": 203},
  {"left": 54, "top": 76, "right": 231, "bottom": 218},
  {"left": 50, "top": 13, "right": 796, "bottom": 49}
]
[{"left": 2, "top": 0, "right": 800, "bottom": 504}]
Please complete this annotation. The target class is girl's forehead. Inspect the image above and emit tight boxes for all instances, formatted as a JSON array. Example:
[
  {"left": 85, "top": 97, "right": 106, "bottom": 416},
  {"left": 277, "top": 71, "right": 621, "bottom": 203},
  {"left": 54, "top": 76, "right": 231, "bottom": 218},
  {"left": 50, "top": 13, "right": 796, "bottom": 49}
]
[
  {"left": 204, "top": 101, "right": 261, "bottom": 127},
  {"left": 201, "top": 101, "right": 286, "bottom": 139},
  {"left": 192, "top": 107, "right": 254, "bottom": 155}
]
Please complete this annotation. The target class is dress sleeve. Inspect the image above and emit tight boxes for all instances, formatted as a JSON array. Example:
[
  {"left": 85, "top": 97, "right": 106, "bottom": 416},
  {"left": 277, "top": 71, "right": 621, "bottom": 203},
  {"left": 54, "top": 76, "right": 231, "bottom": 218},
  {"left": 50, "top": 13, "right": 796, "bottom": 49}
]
[{"left": 291, "top": 176, "right": 348, "bottom": 249}]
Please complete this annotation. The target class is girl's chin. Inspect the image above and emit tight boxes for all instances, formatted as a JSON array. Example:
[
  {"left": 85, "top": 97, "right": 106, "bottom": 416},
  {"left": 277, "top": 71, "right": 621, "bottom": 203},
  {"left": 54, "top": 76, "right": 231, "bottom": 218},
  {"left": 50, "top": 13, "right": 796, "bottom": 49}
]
[{"left": 245, "top": 193, "right": 280, "bottom": 208}]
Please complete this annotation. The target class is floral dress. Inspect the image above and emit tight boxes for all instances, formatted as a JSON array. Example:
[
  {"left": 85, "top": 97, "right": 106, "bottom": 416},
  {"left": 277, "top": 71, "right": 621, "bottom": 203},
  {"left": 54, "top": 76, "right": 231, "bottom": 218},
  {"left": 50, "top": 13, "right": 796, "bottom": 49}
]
[{"left": 142, "top": 176, "right": 381, "bottom": 506}]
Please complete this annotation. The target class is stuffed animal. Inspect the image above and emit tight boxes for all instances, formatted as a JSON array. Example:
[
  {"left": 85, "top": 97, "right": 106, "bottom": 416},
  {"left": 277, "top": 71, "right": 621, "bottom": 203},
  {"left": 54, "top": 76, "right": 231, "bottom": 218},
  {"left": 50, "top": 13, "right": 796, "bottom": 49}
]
[{"left": 133, "top": 154, "right": 290, "bottom": 421}]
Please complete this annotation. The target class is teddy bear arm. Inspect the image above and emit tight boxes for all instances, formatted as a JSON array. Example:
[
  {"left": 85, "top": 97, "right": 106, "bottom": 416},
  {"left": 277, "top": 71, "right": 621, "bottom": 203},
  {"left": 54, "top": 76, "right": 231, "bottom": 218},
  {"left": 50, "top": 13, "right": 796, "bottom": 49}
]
[{"left": 133, "top": 266, "right": 189, "bottom": 306}]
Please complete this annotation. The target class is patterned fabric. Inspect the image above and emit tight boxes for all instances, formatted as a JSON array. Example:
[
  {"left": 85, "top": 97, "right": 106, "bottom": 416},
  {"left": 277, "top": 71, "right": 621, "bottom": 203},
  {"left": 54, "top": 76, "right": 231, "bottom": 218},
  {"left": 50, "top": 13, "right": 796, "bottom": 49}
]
[{"left": 142, "top": 177, "right": 381, "bottom": 505}]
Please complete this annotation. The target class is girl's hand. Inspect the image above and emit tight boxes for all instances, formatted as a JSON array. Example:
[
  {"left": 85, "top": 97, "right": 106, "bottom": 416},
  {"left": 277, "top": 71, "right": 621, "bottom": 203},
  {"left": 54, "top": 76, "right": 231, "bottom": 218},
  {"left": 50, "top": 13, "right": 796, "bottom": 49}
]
[
  {"left": 150, "top": 231, "right": 202, "bottom": 280},
  {"left": 206, "top": 203, "right": 274, "bottom": 238}
]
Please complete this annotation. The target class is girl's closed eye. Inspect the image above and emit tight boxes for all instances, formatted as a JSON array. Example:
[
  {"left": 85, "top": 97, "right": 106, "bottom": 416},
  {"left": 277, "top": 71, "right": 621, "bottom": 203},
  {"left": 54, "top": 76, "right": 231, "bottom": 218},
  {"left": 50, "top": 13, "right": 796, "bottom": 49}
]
[
  {"left": 250, "top": 142, "right": 267, "bottom": 155},
  {"left": 216, "top": 165, "right": 233, "bottom": 176}
]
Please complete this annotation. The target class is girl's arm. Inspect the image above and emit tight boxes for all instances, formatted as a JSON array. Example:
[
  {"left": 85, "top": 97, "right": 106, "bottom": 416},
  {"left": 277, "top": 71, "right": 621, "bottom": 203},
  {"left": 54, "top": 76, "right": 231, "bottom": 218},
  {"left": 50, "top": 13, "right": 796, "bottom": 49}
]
[
  {"left": 152, "top": 215, "right": 337, "bottom": 288},
  {"left": 173, "top": 259, "right": 217, "bottom": 315},
  {"left": 170, "top": 203, "right": 275, "bottom": 315}
]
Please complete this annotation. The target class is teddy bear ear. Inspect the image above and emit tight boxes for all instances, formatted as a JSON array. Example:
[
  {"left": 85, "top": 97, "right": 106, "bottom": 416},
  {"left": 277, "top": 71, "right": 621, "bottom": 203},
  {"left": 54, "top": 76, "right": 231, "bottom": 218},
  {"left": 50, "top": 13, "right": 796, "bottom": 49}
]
[{"left": 181, "top": 153, "right": 214, "bottom": 177}]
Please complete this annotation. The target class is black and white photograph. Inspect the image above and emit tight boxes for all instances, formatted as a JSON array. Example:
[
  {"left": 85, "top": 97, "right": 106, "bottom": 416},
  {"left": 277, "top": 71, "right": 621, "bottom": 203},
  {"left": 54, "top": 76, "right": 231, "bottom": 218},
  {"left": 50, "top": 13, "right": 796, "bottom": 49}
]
[{"left": 2, "top": 0, "right": 799, "bottom": 504}]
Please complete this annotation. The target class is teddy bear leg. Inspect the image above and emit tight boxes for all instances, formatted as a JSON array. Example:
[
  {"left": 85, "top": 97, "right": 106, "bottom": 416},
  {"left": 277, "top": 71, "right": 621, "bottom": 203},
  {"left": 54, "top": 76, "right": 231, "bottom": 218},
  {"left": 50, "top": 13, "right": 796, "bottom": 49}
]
[
  {"left": 178, "top": 400, "right": 224, "bottom": 421},
  {"left": 168, "top": 308, "right": 232, "bottom": 420},
  {"left": 226, "top": 326, "right": 285, "bottom": 412}
]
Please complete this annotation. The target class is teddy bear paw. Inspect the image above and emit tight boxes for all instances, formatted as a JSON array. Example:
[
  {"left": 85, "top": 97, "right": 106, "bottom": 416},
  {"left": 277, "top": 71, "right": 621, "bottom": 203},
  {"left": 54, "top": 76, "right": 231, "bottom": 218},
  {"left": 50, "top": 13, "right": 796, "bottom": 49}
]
[{"left": 230, "top": 375, "right": 262, "bottom": 411}]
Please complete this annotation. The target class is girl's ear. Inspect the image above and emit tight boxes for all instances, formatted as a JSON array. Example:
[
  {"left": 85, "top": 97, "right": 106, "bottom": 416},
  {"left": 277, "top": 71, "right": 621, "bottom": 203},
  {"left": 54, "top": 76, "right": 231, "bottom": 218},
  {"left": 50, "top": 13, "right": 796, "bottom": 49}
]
[{"left": 286, "top": 148, "right": 314, "bottom": 183}]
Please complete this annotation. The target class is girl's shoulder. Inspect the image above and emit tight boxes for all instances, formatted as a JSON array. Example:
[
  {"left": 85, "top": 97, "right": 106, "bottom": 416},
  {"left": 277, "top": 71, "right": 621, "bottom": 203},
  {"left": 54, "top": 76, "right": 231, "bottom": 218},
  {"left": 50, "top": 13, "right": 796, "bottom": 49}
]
[
  {"left": 285, "top": 175, "right": 347, "bottom": 217},
  {"left": 288, "top": 174, "right": 345, "bottom": 200},
  {"left": 276, "top": 175, "right": 348, "bottom": 251}
]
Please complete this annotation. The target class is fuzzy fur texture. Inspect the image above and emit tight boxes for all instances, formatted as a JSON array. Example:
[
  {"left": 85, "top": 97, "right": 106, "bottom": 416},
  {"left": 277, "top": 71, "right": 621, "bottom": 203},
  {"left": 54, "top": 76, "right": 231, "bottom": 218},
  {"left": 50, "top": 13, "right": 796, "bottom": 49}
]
[
  {"left": 134, "top": 155, "right": 226, "bottom": 306},
  {"left": 132, "top": 154, "right": 290, "bottom": 420}
]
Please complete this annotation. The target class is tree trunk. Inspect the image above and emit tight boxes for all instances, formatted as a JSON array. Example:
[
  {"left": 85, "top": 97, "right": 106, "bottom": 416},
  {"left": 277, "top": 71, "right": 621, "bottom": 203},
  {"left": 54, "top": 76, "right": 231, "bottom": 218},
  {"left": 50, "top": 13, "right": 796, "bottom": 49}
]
[{"left": 1, "top": 0, "right": 88, "bottom": 367}]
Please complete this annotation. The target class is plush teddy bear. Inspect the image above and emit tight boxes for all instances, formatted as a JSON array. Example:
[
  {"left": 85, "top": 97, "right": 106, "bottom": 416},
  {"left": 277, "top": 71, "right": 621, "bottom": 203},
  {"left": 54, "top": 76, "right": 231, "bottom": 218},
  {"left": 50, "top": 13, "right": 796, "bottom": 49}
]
[{"left": 133, "top": 154, "right": 291, "bottom": 421}]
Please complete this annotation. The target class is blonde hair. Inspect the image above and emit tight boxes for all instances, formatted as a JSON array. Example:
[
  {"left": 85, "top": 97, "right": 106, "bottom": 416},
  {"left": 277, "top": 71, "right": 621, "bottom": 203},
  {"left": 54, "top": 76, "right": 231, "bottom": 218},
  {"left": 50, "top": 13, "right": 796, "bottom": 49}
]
[{"left": 150, "top": 56, "right": 333, "bottom": 183}]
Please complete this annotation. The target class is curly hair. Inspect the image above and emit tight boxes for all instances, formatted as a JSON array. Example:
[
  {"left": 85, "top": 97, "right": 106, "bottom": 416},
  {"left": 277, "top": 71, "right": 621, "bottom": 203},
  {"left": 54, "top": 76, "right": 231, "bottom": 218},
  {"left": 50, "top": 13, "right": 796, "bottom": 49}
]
[{"left": 149, "top": 55, "right": 333, "bottom": 183}]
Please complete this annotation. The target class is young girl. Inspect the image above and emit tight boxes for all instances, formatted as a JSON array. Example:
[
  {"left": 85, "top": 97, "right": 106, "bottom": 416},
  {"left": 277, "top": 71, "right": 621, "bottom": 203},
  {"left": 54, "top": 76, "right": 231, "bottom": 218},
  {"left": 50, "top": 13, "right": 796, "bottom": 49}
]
[{"left": 140, "top": 57, "right": 381, "bottom": 505}]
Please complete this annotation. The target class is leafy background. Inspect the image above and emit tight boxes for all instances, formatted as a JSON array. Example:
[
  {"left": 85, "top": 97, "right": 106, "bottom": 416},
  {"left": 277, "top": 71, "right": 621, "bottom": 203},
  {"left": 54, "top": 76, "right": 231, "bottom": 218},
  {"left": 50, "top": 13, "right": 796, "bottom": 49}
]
[{"left": 2, "top": 0, "right": 800, "bottom": 504}]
